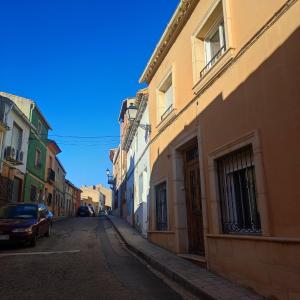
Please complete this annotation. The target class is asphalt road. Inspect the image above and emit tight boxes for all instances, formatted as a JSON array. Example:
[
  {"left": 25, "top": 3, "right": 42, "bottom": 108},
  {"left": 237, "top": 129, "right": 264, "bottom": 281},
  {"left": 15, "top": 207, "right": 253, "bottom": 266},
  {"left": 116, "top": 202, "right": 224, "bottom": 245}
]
[{"left": 0, "top": 216, "right": 181, "bottom": 300}]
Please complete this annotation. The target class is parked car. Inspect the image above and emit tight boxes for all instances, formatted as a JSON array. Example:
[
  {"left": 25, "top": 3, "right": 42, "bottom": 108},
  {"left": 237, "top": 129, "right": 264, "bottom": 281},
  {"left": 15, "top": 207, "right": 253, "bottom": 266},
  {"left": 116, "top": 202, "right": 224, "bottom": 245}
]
[
  {"left": 76, "top": 206, "right": 93, "bottom": 217},
  {"left": 0, "top": 203, "right": 53, "bottom": 247}
]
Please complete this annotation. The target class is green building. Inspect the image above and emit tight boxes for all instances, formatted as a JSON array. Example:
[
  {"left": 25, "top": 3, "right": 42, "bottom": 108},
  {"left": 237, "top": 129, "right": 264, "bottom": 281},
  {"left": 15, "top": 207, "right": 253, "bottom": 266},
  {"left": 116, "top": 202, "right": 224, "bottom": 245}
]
[{"left": 6, "top": 95, "right": 52, "bottom": 202}]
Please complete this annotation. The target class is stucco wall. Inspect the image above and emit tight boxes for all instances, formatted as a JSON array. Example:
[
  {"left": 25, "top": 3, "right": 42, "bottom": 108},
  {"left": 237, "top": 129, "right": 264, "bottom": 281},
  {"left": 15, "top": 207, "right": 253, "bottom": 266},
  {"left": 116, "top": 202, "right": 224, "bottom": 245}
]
[
  {"left": 2, "top": 108, "right": 30, "bottom": 174},
  {"left": 145, "top": 0, "right": 300, "bottom": 298}
]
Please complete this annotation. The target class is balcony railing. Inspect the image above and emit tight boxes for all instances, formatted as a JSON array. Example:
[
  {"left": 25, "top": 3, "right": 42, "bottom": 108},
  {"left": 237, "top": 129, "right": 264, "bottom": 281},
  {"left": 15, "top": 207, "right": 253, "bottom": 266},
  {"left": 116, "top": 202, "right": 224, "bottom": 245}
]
[
  {"left": 48, "top": 168, "right": 56, "bottom": 183},
  {"left": 200, "top": 45, "right": 226, "bottom": 78},
  {"left": 161, "top": 104, "right": 173, "bottom": 121}
]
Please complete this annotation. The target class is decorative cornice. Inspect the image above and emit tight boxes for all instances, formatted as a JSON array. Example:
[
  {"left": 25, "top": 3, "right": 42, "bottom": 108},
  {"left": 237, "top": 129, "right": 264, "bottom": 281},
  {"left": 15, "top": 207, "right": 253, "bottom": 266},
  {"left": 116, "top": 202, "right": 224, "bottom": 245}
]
[{"left": 139, "top": 0, "right": 200, "bottom": 84}]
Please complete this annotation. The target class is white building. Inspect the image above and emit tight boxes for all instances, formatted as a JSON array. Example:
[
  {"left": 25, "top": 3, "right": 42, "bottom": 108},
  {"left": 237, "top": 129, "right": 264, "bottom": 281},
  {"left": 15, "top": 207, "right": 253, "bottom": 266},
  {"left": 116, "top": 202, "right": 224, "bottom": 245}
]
[
  {"left": 123, "top": 90, "right": 150, "bottom": 237},
  {"left": 0, "top": 95, "right": 31, "bottom": 204}
]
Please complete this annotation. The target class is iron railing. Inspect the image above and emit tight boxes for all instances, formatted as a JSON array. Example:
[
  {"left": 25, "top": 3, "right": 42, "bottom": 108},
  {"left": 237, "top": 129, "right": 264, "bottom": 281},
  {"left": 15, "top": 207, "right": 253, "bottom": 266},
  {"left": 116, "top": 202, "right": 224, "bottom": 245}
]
[
  {"left": 200, "top": 45, "right": 226, "bottom": 78},
  {"left": 156, "top": 181, "right": 168, "bottom": 231},
  {"left": 161, "top": 104, "right": 173, "bottom": 121},
  {"left": 216, "top": 145, "right": 261, "bottom": 234}
]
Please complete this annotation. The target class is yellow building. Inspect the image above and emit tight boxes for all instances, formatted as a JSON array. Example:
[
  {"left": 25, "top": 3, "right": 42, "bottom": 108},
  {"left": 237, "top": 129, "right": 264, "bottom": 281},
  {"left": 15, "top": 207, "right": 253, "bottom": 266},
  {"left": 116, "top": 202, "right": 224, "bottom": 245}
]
[
  {"left": 139, "top": 0, "right": 300, "bottom": 299},
  {"left": 45, "top": 140, "right": 61, "bottom": 213}
]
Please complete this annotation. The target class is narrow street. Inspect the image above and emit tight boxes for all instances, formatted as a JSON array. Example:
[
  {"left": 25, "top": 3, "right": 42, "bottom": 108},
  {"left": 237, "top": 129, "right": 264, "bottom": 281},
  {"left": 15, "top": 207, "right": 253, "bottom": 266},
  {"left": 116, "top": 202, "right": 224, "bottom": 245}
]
[{"left": 0, "top": 217, "right": 181, "bottom": 300}]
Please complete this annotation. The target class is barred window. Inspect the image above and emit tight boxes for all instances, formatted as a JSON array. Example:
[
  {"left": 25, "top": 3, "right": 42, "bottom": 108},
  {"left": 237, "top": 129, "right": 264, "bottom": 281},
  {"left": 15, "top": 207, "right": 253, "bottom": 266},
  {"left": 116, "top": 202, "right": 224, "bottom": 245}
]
[
  {"left": 30, "top": 185, "right": 37, "bottom": 202},
  {"left": 155, "top": 181, "right": 168, "bottom": 231},
  {"left": 216, "top": 145, "right": 261, "bottom": 234}
]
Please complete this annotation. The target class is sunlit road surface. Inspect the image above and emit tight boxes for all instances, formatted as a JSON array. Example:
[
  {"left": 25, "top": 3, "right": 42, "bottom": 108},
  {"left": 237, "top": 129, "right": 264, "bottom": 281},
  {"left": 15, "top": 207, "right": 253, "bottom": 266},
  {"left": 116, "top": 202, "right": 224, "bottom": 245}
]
[{"left": 0, "top": 216, "right": 181, "bottom": 300}]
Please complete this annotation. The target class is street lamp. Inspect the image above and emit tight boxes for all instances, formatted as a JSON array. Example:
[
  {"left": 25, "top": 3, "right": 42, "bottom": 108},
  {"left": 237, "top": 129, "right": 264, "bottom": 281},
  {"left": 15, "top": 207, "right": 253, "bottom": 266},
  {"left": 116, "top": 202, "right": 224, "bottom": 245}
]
[
  {"left": 106, "top": 168, "right": 114, "bottom": 186},
  {"left": 125, "top": 103, "right": 151, "bottom": 132},
  {"left": 126, "top": 103, "right": 138, "bottom": 121}
]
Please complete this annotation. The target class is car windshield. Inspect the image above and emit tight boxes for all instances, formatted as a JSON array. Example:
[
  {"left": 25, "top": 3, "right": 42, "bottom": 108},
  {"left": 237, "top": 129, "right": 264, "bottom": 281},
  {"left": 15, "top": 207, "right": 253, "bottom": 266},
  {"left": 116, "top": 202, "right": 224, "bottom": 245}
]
[{"left": 0, "top": 205, "right": 38, "bottom": 219}]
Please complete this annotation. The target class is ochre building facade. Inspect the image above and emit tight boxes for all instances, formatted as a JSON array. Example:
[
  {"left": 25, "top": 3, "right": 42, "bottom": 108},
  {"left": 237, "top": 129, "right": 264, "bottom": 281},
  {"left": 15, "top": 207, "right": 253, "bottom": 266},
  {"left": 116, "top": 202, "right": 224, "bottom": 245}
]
[{"left": 139, "top": 0, "right": 300, "bottom": 299}]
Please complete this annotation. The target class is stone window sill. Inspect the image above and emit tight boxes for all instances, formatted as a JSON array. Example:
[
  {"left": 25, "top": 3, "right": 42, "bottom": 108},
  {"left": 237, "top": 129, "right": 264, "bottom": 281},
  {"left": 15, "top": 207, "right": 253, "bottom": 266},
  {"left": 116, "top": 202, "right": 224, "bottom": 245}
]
[
  {"left": 156, "top": 108, "right": 177, "bottom": 132},
  {"left": 206, "top": 234, "right": 300, "bottom": 243},
  {"left": 193, "top": 47, "right": 235, "bottom": 95}
]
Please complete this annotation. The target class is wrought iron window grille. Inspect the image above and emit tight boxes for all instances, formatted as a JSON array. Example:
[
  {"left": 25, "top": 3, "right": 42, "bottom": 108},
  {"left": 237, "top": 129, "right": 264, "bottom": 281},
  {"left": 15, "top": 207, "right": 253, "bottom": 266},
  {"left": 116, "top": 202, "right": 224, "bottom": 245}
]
[{"left": 216, "top": 145, "right": 261, "bottom": 235}]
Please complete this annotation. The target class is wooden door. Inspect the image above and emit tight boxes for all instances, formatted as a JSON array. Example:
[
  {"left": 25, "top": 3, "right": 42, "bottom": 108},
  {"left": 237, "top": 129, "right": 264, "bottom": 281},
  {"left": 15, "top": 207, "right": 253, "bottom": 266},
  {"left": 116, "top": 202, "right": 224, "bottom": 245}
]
[
  {"left": 11, "top": 177, "right": 22, "bottom": 203},
  {"left": 184, "top": 146, "right": 205, "bottom": 255}
]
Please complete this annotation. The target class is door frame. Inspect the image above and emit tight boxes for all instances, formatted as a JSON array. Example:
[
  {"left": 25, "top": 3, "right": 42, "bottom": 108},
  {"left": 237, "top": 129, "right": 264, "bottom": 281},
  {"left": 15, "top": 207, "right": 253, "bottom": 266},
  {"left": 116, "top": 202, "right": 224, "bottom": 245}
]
[
  {"left": 182, "top": 142, "right": 205, "bottom": 255},
  {"left": 12, "top": 176, "right": 23, "bottom": 203},
  {"left": 172, "top": 132, "right": 208, "bottom": 257}
]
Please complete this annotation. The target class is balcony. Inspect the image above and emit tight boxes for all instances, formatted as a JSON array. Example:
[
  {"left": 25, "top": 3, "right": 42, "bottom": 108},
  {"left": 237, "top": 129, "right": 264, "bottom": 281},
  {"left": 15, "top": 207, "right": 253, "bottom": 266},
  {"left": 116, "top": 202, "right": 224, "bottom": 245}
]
[
  {"left": 48, "top": 168, "right": 56, "bottom": 183},
  {"left": 4, "top": 147, "right": 24, "bottom": 165}
]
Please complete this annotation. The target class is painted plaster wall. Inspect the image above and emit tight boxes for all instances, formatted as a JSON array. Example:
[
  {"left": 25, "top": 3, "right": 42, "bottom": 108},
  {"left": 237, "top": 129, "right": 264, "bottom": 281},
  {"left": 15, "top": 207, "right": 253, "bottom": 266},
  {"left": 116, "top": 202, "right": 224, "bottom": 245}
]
[
  {"left": 53, "top": 159, "right": 66, "bottom": 194},
  {"left": 80, "top": 186, "right": 100, "bottom": 211},
  {"left": 3, "top": 108, "right": 30, "bottom": 174},
  {"left": 26, "top": 133, "right": 47, "bottom": 181},
  {"left": 126, "top": 103, "right": 151, "bottom": 235},
  {"left": 145, "top": 0, "right": 300, "bottom": 298},
  {"left": 23, "top": 174, "right": 44, "bottom": 202}
]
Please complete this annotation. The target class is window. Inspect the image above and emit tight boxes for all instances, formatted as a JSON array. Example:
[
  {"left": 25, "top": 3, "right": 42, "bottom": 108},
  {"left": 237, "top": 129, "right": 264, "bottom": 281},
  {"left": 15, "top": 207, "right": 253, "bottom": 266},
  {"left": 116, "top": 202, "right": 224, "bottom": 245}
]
[
  {"left": 35, "top": 149, "right": 41, "bottom": 168},
  {"left": 37, "top": 189, "right": 43, "bottom": 203},
  {"left": 201, "top": 19, "right": 225, "bottom": 77},
  {"left": 49, "top": 156, "right": 53, "bottom": 169},
  {"left": 37, "top": 121, "right": 42, "bottom": 136},
  {"left": 216, "top": 145, "right": 261, "bottom": 234},
  {"left": 11, "top": 123, "right": 22, "bottom": 151},
  {"left": 157, "top": 73, "right": 174, "bottom": 121},
  {"left": 155, "top": 181, "right": 168, "bottom": 231},
  {"left": 138, "top": 172, "right": 143, "bottom": 204},
  {"left": 192, "top": 1, "right": 228, "bottom": 83},
  {"left": 30, "top": 185, "right": 37, "bottom": 202},
  {"left": 47, "top": 193, "right": 52, "bottom": 206}
]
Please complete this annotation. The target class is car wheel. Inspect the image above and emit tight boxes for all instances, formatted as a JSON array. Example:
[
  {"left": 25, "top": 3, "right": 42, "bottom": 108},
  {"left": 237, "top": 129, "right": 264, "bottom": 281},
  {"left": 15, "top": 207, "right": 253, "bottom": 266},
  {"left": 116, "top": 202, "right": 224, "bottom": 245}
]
[{"left": 45, "top": 225, "right": 52, "bottom": 237}]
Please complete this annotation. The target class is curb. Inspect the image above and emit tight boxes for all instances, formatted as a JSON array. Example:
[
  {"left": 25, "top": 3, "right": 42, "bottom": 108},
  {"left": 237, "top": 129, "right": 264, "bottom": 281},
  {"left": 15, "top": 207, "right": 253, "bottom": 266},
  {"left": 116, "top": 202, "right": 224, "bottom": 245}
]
[{"left": 107, "top": 216, "right": 215, "bottom": 300}]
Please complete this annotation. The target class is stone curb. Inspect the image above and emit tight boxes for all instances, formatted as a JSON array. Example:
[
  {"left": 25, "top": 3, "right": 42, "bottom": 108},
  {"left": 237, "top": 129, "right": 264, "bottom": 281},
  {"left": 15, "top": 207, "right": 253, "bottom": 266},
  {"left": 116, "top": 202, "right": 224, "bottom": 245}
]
[
  {"left": 107, "top": 215, "right": 263, "bottom": 300},
  {"left": 107, "top": 215, "right": 216, "bottom": 300}
]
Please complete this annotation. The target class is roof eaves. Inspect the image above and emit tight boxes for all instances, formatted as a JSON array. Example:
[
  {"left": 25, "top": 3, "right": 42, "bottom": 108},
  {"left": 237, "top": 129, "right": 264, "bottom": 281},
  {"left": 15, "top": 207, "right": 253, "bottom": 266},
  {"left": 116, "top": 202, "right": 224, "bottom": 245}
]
[{"left": 139, "top": 0, "right": 199, "bottom": 84}]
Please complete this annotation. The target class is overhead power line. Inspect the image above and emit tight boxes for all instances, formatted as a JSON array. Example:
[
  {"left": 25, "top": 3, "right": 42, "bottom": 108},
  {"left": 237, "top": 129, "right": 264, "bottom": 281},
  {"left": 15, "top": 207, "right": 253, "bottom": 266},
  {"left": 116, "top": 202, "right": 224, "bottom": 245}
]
[{"left": 48, "top": 134, "right": 120, "bottom": 139}]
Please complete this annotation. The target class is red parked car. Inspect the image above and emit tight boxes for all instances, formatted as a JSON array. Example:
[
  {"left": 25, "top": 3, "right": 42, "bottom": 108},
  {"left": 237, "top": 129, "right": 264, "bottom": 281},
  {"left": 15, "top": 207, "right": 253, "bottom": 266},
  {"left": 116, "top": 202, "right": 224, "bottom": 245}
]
[{"left": 0, "top": 203, "right": 53, "bottom": 247}]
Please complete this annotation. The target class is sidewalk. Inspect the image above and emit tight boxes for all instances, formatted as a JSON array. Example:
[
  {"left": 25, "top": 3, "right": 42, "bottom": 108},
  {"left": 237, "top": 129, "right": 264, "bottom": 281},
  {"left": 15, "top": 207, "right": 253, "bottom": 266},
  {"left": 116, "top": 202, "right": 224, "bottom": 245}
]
[{"left": 108, "top": 215, "right": 263, "bottom": 300}]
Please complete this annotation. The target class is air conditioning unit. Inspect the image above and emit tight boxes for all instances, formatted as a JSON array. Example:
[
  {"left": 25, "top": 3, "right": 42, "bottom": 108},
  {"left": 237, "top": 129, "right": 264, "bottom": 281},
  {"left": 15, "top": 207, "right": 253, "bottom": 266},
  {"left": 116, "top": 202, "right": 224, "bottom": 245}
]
[{"left": 5, "top": 146, "right": 15, "bottom": 161}]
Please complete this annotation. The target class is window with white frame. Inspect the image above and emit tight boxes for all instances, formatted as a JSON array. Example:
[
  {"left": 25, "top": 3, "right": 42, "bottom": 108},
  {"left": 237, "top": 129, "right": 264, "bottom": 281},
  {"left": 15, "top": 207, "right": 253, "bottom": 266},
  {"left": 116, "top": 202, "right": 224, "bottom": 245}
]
[
  {"left": 157, "top": 73, "right": 174, "bottom": 121},
  {"left": 155, "top": 181, "right": 168, "bottom": 231},
  {"left": 203, "top": 19, "right": 225, "bottom": 71},
  {"left": 216, "top": 145, "right": 261, "bottom": 234},
  {"left": 11, "top": 123, "right": 23, "bottom": 151},
  {"left": 193, "top": 1, "right": 227, "bottom": 81}
]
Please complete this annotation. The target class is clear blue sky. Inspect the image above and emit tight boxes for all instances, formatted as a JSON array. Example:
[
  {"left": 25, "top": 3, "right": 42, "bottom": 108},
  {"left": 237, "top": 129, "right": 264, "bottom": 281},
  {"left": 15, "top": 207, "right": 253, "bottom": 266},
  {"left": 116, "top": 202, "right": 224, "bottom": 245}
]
[{"left": 0, "top": 0, "right": 179, "bottom": 188}]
